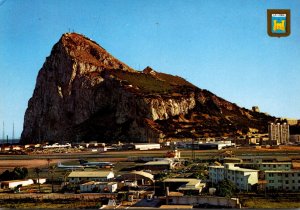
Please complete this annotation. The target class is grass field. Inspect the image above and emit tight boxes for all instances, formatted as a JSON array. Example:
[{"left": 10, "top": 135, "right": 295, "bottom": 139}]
[{"left": 242, "top": 198, "right": 300, "bottom": 208}]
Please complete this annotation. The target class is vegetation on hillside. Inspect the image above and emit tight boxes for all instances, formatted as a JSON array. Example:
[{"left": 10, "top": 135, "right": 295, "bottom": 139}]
[{"left": 110, "top": 69, "right": 195, "bottom": 94}]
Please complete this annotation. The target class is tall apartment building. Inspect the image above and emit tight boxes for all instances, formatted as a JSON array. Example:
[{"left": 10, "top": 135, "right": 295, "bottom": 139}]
[
  {"left": 268, "top": 123, "right": 289, "bottom": 145},
  {"left": 264, "top": 170, "right": 300, "bottom": 191},
  {"left": 209, "top": 163, "right": 258, "bottom": 191}
]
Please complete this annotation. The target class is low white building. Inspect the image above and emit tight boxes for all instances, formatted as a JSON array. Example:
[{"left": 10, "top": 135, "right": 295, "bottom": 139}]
[
  {"left": 264, "top": 170, "right": 300, "bottom": 191},
  {"left": 144, "top": 158, "right": 179, "bottom": 171},
  {"left": 118, "top": 171, "right": 154, "bottom": 185},
  {"left": 209, "top": 163, "right": 258, "bottom": 191},
  {"left": 34, "top": 178, "right": 47, "bottom": 184},
  {"left": 43, "top": 143, "right": 71, "bottom": 149},
  {"left": 68, "top": 171, "right": 114, "bottom": 183},
  {"left": 186, "top": 141, "right": 233, "bottom": 150},
  {"left": 1, "top": 179, "right": 34, "bottom": 189},
  {"left": 133, "top": 143, "right": 161, "bottom": 150},
  {"left": 80, "top": 181, "right": 117, "bottom": 193},
  {"left": 163, "top": 178, "right": 206, "bottom": 195}
]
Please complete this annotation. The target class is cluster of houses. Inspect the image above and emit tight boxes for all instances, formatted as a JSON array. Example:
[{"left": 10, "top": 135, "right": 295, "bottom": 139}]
[
  {"left": 1, "top": 155, "right": 299, "bottom": 195},
  {"left": 0, "top": 149, "right": 299, "bottom": 209}
]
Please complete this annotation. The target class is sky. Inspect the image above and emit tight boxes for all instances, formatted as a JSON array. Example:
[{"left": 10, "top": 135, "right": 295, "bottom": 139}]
[{"left": 0, "top": 0, "right": 300, "bottom": 139}]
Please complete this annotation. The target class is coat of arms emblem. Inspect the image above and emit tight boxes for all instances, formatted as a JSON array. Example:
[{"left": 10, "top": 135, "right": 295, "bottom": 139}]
[{"left": 267, "top": 9, "right": 290, "bottom": 37}]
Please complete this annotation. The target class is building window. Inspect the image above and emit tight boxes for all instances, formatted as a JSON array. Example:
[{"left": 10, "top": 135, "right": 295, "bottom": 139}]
[
  {"left": 285, "top": 174, "right": 288, "bottom": 177},
  {"left": 269, "top": 180, "right": 274, "bottom": 183},
  {"left": 292, "top": 174, "right": 294, "bottom": 177},
  {"left": 292, "top": 180, "right": 295, "bottom": 183},
  {"left": 278, "top": 173, "right": 282, "bottom": 176},
  {"left": 269, "top": 173, "right": 274, "bottom": 177},
  {"left": 286, "top": 186, "right": 289, "bottom": 190},
  {"left": 278, "top": 180, "right": 282, "bottom": 183},
  {"left": 285, "top": 180, "right": 289, "bottom": 184}
]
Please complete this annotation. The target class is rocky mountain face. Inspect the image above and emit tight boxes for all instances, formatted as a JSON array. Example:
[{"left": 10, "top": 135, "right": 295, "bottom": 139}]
[{"left": 21, "top": 33, "right": 275, "bottom": 144}]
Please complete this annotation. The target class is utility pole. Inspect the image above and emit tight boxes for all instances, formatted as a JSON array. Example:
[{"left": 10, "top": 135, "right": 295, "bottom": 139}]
[
  {"left": 12, "top": 122, "right": 14, "bottom": 143},
  {"left": 192, "top": 138, "right": 195, "bottom": 161},
  {"left": 2, "top": 121, "right": 4, "bottom": 141}
]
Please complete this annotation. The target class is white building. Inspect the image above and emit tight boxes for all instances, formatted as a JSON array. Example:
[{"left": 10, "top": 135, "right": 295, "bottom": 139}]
[
  {"left": 144, "top": 158, "right": 179, "bottom": 171},
  {"left": 0, "top": 179, "right": 34, "bottom": 189},
  {"left": 264, "top": 170, "right": 300, "bottom": 191},
  {"left": 68, "top": 171, "right": 114, "bottom": 183},
  {"left": 186, "top": 141, "right": 233, "bottom": 150},
  {"left": 80, "top": 181, "right": 117, "bottom": 193},
  {"left": 43, "top": 143, "right": 71, "bottom": 149},
  {"left": 209, "top": 163, "right": 258, "bottom": 191},
  {"left": 34, "top": 178, "right": 47, "bottom": 184},
  {"left": 163, "top": 178, "right": 206, "bottom": 195},
  {"left": 268, "top": 123, "right": 289, "bottom": 145},
  {"left": 132, "top": 143, "right": 161, "bottom": 150}
]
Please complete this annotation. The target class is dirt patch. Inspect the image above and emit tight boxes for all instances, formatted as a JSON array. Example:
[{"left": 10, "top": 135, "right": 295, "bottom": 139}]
[
  {"left": 255, "top": 146, "right": 300, "bottom": 151},
  {"left": 0, "top": 159, "right": 69, "bottom": 173}
]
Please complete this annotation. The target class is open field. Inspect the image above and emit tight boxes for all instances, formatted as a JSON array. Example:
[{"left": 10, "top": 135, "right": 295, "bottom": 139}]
[
  {"left": 1, "top": 146, "right": 300, "bottom": 172},
  {"left": 0, "top": 193, "right": 112, "bottom": 209},
  {"left": 241, "top": 198, "right": 300, "bottom": 208},
  {"left": 0, "top": 159, "right": 70, "bottom": 173}
]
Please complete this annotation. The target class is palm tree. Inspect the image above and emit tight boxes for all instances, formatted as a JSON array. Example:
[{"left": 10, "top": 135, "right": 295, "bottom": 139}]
[
  {"left": 34, "top": 168, "right": 41, "bottom": 192},
  {"left": 63, "top": 170, "right": 69, "bottom": 187},
  {"left": 49, "top": 165, "right": 56, "bottom": 193},
  {"left": 47, "top": 158, "right": 52, "bottom": 174}
]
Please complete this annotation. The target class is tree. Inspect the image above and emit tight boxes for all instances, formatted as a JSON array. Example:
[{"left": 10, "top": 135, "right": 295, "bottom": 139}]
[
  {"left": 47, "top": 158, "right": 52, "bottom": 177},
  {"left": 34, "top": 168, "right": 42, "bottom": 192},
  {"left": 190, "top": 171, "right": 207, "bottom": 180},
  {"left": 0, "top": 170, "right": 11, "bottom": 181},
  {"left": 49, "top": 165, "right": 56, "bottom": 193},
  {"left": 0, "top": 167, "right": 28, "bottom": 181},
  {"left": 217, "top": 179, "right": 236, "bottom": 198},
  {"left": 13, "top": 167, "right": 28, "bottom": 179}
]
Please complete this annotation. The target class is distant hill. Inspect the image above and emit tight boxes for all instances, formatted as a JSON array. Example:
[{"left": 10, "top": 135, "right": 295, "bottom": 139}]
[{"left": 21, "top": 33, "right": 276, "bottom": 144}]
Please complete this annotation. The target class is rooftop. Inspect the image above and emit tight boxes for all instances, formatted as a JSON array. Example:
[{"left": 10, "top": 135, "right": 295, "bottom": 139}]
[
  {"left": 1, "top": 179, "right": 33, "bottom": 183},
  {"left": 68, "top": 171, "right": 113, "bottom": 178},
  {"left": 144, "top": 160, "right": 171, "bottom": 166},
  {"left": 264, "top": 170, "right": 300, "bottom": 173},
  {"left": 163, "top": 178, "right": 205, "bottom": 190},
  {"left": 80, "top": 181, "right": 116, "bottom": 186},
  {"left": 130, "top": 170, "right": 154, "bottom": 180},
  {"left": 159, "top": 205, "right": 193, "bottom": 209}
]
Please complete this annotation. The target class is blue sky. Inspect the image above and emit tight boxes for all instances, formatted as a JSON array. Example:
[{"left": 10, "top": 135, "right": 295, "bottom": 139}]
[{"left": 0, "top": 0, "right": 300, "bottom": 139}]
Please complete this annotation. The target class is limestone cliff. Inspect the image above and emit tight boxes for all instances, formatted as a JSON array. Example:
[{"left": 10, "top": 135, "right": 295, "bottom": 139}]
[{"left": 21, "top": 33, "right": 275, "bottom": 144}]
